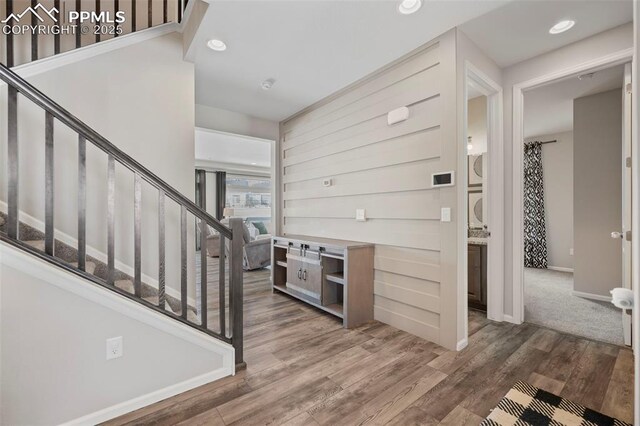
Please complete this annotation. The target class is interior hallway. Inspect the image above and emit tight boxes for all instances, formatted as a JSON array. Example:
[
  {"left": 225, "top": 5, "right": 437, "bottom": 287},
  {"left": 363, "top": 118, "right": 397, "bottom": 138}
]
[{"left": 106, "top": 257, "right": 634, "bottom": 425}]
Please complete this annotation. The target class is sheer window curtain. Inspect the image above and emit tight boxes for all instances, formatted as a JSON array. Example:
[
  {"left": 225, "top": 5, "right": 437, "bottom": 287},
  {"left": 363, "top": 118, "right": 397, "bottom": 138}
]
[{"left": 523, "top": 141, "right": 548, "bottom": 268}]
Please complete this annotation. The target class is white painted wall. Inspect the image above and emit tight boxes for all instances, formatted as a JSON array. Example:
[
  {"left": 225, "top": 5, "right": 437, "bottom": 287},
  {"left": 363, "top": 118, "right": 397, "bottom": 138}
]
[
  {"left": 0, "top": 32, "right": 197, "bottom": 300},
  {"left": 524, "top": 131, "right": 574, "bottom": 270},
  {"left": 0, "top": 243, "right": 233, "bottom": 425},
  {"left": 467, "top": 96, "right": 488, "bottom": 155},
  {"left": 196, "top": 104, "right": 279, "bottom": 141},
  {"left": 502, "top": 23, "right": 633, "bottom": 316}
]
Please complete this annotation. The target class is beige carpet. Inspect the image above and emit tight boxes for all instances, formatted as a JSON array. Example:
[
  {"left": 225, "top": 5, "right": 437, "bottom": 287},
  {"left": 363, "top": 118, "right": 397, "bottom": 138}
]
[{"left": 524, "top": 268, "right": 623, "bottom": 345}]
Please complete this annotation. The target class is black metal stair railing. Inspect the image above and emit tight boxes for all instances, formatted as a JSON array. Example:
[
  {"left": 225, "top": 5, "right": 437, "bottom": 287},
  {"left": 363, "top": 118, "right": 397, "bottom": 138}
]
[
  {"left": 0, "top": 61, "right": 244, "bottom": 367},
  {"left": 3, "top": 0, "right": 190, "bottom": 68}
]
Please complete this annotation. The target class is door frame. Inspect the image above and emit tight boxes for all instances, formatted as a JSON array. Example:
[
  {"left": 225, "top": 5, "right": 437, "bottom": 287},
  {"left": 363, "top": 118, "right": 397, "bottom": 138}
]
[
  {"left": 511, "top": 48, "right": 634, "bottom": 324},
  {"left": 460, "top": 61, "right": 504, "bottom": 348}
]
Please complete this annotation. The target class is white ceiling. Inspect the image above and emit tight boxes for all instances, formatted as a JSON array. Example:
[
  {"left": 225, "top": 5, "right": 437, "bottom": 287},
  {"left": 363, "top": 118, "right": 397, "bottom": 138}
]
[
  {"left": 192, "top": 0, "right": 510, "bottom": 121},
  {"left": 195, "top": 129, "right": 271, "bottom": 169},
  {"left": 459, "top": 0, "right": 633, "bottom": 68},
  {"left": 524, "top": 64, "right": 625, "bottom": 138}
]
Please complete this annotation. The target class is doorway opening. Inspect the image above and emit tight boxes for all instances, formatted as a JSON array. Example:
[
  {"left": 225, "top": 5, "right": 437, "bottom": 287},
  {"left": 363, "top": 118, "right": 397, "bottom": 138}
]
[
  {"left": 515, "top": 59, "right": 633, "bottom": 346},
  {"left": 461, "top": 63, "right": 504, "bottom": 348}
]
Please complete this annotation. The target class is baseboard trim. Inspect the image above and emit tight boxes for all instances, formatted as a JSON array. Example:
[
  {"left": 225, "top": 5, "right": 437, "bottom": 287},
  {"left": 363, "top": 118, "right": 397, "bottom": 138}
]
[
  {"left": 456, "top": 337, "right": 468, "bottom": 351},
  {"left": 62, "top": 367, "right": 230, "bottom": 425},
  {"left": 0, "top": 201, "right": 195, "bottom": 306},
  {"left": 572, "top": 290, "right": 612, "bottom": 302},
  {"left": 503, "top": 314, "right": 520, "bottom": 324},
  {"left": 548, "top": 266, "right": 574, "bottom": 273}
]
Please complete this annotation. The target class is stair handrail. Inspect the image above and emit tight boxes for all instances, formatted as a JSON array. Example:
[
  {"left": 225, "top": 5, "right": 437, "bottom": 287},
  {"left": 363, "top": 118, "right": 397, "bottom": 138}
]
[{"left": 0, "top": 63, "right": 231, "bottom": 239}]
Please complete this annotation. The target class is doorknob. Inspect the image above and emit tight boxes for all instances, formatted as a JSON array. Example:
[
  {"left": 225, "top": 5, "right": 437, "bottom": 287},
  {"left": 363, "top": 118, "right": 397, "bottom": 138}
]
[{"left": 611, "top": 232, "right": 624, "bottom": 239}]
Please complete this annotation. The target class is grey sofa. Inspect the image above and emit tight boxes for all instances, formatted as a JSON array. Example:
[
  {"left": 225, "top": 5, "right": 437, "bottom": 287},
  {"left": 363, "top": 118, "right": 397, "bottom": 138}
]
[{"left": 223, "top": 220, "right": 272, "bottom": 271}]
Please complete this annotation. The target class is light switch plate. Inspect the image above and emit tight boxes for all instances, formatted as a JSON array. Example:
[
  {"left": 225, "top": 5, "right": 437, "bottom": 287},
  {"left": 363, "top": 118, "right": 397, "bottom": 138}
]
[
  {"left": 322, "top": 178, "right": 332, "bottom": 187},
  {"left": 356, "top": 209, "right": 366, "bottom": 222},
  {"left": 441, "top": 207, "right": 451, "bottom": 222},
  {"left": 106, "top": 336, "right": 123, "bottom": 360}
]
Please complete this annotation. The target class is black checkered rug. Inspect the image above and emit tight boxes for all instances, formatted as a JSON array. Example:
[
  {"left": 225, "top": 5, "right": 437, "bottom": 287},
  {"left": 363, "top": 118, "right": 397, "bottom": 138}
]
[{"left": 481, "top": 381, "right": 631, "bottom": 426}]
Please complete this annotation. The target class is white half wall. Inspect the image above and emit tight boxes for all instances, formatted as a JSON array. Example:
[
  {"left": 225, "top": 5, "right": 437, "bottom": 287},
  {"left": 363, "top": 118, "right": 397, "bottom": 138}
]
[{"left": 0, "top": 242, "right": 233, "bottom": 425}]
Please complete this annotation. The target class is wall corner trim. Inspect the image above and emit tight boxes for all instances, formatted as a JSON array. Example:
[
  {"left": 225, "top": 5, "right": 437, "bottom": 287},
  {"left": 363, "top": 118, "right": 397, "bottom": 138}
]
[
  {"left": 456, "top": 337, "right": 468, "bottom": 351},
  {"left": 502, "top": 314, "right": 519, "bottom": 325},
  {"left": 4, "top": 23, "right": 179, "bottom": 81}
]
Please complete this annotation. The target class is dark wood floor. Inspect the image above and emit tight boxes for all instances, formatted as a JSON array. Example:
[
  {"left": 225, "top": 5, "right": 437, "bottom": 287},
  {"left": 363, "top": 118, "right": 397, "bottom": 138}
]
[{"left": 107, "top": 257, "right": 634, "bottom": 425}]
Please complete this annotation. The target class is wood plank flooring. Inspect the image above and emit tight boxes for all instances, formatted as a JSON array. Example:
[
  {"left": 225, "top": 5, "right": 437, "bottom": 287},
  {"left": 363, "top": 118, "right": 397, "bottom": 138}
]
[{"left": 106, "top": 256, "right": 634, "bottom": 425}]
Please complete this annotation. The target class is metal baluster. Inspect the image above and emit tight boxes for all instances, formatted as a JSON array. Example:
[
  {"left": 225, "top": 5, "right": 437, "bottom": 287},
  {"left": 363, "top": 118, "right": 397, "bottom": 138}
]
[
  {"left": 44, "top": 111, "right": 54, "bottom": 255},
  {"left": 148, "top": 0, "right": 152, "bottom": 28},
  {"left": 158, "top": 190, "right": 166, "bottom": 309},
  {"left": 5, "top": 1, "right": 14, "bottom": 67},
  {"left": 132, "top": 0, "right": 137, "bottom": 32},
  {"left": 134, "top": 173, "right": 142, "bottom": 297},
  {"left": 95, "top": 0, "right": 101, "bottom": 43},
  {"left": 31, "top": 0, "right": 38, "bottom": 61},
  {"left": 54, "top": 0, "right": 61, "bottom": 54},
  {"left": 75, "top": 0, "right": 81, "bottom": 48},
  {"left": 114, "top": 0, "right": 120, "bottom": 37},
  {"left": 7, "top": 86, "right": 18, "bottom": 239},
  {"left": 163, "top": 0, "right": 167, "bottom": 23},
  {"left": 178, "top": 0, "right": 182, "bottom": 22},
  {"left": 219, "top": 235, "right": 226, "bottom": 336},
  {"left": 200, "top": 218, "right": 207, "bottom": 328},
  {"left": 77, "top": 135, "right": 86, "bottom": 271},
  {"left": 107, "top": 155, "right": 115, "bottom": 285},
  {"left": 180, "top": 205, "right": 187, "bottom": 318},
  {"left": 230, "top": 218, "right": 244, "bottom": 367}
]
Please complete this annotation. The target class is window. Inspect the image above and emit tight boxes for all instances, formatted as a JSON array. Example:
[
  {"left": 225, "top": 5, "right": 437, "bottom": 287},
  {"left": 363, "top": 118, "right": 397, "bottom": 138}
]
[{"left": 226, "top": 175, "right": 271, "bottom": 220}]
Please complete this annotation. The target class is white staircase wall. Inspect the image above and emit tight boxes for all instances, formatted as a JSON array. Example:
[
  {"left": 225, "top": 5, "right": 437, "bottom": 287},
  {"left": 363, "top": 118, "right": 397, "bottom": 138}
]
[
  {"left": 0, "top": 242, "right": 234, "bottom": 425},
  {"left": 0, "top": 29, "right": 197, "bottom": 302}
]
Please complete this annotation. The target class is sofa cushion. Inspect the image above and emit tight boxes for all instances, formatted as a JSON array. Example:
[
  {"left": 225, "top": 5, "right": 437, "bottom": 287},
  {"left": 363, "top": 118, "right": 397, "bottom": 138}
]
[{"left": 252, "top": 221, "right": 269, "bottom": 235}]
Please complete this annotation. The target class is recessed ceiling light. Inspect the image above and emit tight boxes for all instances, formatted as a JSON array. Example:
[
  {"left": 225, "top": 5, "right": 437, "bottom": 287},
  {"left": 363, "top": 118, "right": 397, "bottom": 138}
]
[
  {"left": 207, "top": 39, "right": 227, "bottom": 51},
  {"left": 261, "top": 78, "right": 276, "bottom": 90},
  {"left": 398, "top": 0, "right": 422, "bottom": 15},
  {"left": 251, "top": 162, "right": 257, "bottom": 165},
  {"left": 549, "top": 20, "right": 575, "bottom": 34}
]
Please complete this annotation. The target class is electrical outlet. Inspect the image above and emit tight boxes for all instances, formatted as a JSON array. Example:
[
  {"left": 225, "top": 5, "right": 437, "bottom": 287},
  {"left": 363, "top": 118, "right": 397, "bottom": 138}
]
[
  {"left": 322, "top": 178, "right": 332, "bottom": 187},
  {"left": 106, "top": 336, "right": 123, "bottom": 360},
  {"left": 569, "top": 248, "right": 574, "bottom": 256}
]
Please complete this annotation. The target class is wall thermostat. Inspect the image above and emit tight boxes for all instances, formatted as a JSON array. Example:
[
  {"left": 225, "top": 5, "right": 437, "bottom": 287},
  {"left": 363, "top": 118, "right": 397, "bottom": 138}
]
[{"left": 431, "top": 171, "right": 455, "bottom": 187}]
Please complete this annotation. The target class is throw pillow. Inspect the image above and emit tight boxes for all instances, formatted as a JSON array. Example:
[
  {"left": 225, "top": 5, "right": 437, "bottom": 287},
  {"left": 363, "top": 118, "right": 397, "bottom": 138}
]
[{"left": 252, "top": 221, "right": 268, "bottom": 235}]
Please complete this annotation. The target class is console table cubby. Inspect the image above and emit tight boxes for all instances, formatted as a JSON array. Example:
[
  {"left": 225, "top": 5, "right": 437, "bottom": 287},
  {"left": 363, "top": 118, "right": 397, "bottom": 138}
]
[{"left": 271, "top": 235, "right": 374, "bottom": 328}]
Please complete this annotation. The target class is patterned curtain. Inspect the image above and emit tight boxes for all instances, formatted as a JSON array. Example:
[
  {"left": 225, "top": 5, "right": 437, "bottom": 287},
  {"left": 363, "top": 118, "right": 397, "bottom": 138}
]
[{"left": 523, "top": 142, "right": 547, "bottom": 268}]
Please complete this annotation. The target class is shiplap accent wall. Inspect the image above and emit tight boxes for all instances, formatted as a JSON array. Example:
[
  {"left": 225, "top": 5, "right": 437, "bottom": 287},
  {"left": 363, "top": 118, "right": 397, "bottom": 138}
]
[{"left": 280, "top": 30, "right": 458, "bottom": 349}]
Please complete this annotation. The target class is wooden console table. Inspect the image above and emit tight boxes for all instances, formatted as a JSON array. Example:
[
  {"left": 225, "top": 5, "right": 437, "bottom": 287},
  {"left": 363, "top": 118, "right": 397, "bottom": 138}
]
[{"left": 271, "top": 235, "right": 374, "bottom": 328}]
